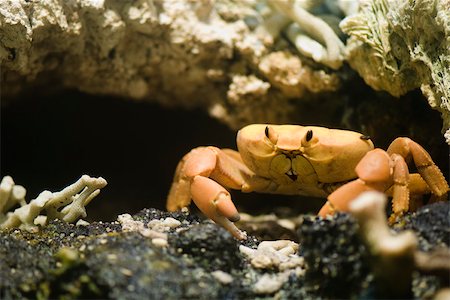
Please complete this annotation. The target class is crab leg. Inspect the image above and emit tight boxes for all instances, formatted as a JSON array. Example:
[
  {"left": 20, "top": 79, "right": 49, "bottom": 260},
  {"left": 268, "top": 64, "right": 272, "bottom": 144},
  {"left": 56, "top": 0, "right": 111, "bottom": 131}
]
[
  {"left": 390, "top": 153, "right": 410, "bottom": 215},
  {"left": 166, "top": 147, "right": 213, "bottom": 212},
  {"left": 319, "top": 149, "right": 391, "bottom": 216},
  {"left": 391, "top": 174, "right": 430, "bottom": 212},
  {"left": 318, "top": 179, "right": 372, "bottom": 216},
  {"left": 167, "top": 147, "right": 253, "bottom": 239},
  {"left": 387, "top": 137, "right": 449, "bottom": 197},
  {"left": 321, "top": 138, "right": 448, "bottom": 218}
]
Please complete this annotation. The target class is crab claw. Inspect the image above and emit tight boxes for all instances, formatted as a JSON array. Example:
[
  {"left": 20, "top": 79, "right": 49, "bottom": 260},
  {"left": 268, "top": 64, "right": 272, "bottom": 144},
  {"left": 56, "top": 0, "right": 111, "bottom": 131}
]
[
  {"left": 191, "top": 176, "right": 247, "bottom": 240},
  {"left": 318, "top": 179, "right": 372, "bottom": 216}
]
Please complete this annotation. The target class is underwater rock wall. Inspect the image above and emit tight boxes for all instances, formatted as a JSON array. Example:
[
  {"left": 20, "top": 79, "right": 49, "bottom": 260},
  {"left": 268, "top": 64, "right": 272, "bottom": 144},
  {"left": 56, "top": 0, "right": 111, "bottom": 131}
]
[
  {"left": 341, "top": 0, "right": 450, "bottom": 140},
  {"left": 2, "top": 0, "right": 449, "bottom": 142},
  {"left": 0, "top": 0, "right": 339, "bottom": 129}
]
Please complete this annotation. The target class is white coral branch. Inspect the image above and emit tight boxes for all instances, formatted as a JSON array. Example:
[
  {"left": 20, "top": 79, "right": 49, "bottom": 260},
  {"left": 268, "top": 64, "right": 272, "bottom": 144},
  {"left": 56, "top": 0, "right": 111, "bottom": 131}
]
[
  {"left": 349, "top": 191, "right": 417, "bottom": 296},
  {"left": 271, "top": 0, "right": 345, "bottom": 69},
  {"left": 0, "top": 176, "right": 27, "bottom": 217},
  {"left": 349, "top": 191, "right": 417, "bottom": 256},
  {"left": 45, "top": 175, "right": 107, "bottom": 222},
  {"left": 0, "top": 175, "right": 107, "bottom": 231}
]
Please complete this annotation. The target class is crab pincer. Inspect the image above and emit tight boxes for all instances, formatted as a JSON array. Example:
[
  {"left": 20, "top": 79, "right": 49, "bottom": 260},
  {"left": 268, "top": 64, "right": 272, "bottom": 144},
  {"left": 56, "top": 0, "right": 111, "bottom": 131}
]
[
  {"left": 190, "top": 176, "right": 246, "bottom": 239},
  {"left": 321, "top": 137, "right": 449, "bottom": 219},
  {"left": 167, "top": 146, "right": 249, "bottom": 240}
]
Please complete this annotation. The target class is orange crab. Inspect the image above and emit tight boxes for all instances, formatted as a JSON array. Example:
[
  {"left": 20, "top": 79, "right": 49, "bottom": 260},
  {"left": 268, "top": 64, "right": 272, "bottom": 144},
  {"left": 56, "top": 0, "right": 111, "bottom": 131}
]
[{"left": 167, "top": 124, "right": 449, "bottom": 239}]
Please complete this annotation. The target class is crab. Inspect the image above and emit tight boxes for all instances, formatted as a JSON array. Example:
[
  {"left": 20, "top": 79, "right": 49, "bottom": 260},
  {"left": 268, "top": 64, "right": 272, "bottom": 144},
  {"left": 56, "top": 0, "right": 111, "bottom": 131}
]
[{"left": 167, "top": 124, "right": 449, "bottom": 240}]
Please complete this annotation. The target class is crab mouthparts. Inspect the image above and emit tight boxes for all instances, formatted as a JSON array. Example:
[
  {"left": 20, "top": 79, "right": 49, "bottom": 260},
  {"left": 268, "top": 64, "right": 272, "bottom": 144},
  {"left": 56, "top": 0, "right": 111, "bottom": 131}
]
[{"left": 286, "top": 169, "right": 298, "bottom": 181}]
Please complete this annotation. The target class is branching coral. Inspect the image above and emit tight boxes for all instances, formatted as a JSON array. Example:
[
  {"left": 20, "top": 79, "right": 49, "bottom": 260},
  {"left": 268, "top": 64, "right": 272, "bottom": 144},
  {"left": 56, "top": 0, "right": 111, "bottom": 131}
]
[
  {"left": 253, "top": 0, "right": 346, "bottom": 69},
  {"left": 270, "top": 0, "right": 345, "bottom": 70},
  {"left": 349, "top": 191, "right": 417, "bottom": 298},
  {"left": 341, "top": 0, "right": 450, "bottom": 139},
  {"left": 0, "top": 175, "right": 107, "bottom": 232},
  {"left": 350, "top": 191, "right": 450, "bottom": 298},
  {"left": 0, "top": 176, "right": 26, "bottom": 215},
  {"left": 415, "top": 248, "right": 450, "bottom": 281}
]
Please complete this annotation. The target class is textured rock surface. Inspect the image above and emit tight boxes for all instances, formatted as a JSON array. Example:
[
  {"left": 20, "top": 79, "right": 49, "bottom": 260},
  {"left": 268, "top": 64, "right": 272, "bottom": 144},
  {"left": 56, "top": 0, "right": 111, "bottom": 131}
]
[
  {"left": 399, "top": 202, "right": 450, "bottom": 299},
  {"left": 0, "top": 0, "right": 340, "bottom": 129},
  {"left": 298, "top": 213, "right": 371, "bottom": 299},
  {"left": 1, "top": 204, "right": 447, "bottom": 299},
  {"left": 169, "top": 223, "right": 244, "bottom": 272},
  {"left": 402, "top": 202, "right": 450, "bottom": 252},
  {"left": 341, "top": 0, "right": 450, "bottom": 137},
  {"left": 2, "top": 0, "right": 449, "bottom": 144},
  {"left": 1, "top": 1, "right": 449, "bottom": 298}
]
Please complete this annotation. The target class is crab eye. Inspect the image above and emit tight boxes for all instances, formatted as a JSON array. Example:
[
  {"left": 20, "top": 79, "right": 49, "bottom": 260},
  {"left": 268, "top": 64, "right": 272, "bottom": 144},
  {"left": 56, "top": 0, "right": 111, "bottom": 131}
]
[
  {"left": 306, "top": 130, "right": 313, "bottom": 142},
  {"left": 264, "top": 126, "right": 278, "bottom": 144},
  {"left": 302, "top": 129, "right": 317, "bottom": 146}
]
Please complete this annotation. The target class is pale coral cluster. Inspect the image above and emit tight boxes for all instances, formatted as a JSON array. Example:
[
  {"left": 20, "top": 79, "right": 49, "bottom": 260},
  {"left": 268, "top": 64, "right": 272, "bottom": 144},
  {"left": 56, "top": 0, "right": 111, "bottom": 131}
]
[
  {"left": 0, "top": 175, "right": 107, "bottom": 232},
  {"left": 240, "top": 240, "right": 305, "bottom": 295},
  {"left": 269, "top": 0, "right": 345, "bottom": 70},
  {"left": 341, "top": 0, "right": 450, "bottom": 136},
  {"left": 117, "top": 213, "right": 183, "bottom": 248}
]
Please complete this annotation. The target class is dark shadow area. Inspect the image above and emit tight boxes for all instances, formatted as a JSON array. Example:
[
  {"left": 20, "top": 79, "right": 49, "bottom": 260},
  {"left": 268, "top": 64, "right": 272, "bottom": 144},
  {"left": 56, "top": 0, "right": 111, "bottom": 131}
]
[
  {"left": 2, "top": 88, "right": 447, "bottom": 222},
  {"left": 1, "top": 91, "right": 235, "bottom": 220},
  {"left": 1, "top": 91, "right": 326, "bottom": 221}
]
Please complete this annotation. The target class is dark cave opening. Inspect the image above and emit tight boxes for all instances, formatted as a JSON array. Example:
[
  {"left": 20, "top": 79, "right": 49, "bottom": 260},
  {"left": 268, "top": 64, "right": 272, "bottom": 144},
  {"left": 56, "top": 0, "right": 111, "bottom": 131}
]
[
  {"left": 1, "top": 89, "right": 448, "bottom": 222},
  {"left": 1, "top": 91, "right": 326, "bottom": 221},
  {"left": 1, "top": 91, "right": 234, "bottom": 220}
]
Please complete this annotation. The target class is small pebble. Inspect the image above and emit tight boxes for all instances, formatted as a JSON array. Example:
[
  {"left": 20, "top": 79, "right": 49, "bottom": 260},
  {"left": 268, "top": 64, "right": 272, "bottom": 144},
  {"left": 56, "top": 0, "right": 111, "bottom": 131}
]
[
  {"left": 140, "top": 228, "right": 167, "bottom": 240},
  {"left": 253, "top": 274, "right": 285, "bottom": 295},
  {"left": 277, "top": 219, "right": 296, "bottom": 230},
  {"left": 152, "top": 238, "right": 168, "bottom": 248},
  {"left": 162, "top": 217, "right": 181, "bottom": 228},
  {"left": 211, "top": 270, "right": 233, "bottom": 285},
  {"left": 107, "top": 254, "right": 118, "bottom": 261},
  {"left": 76, "top": 219, "right": 90, "bottom": 226},
  {"left": 120, "top": 268, "right": 133, "bottom": 277}
]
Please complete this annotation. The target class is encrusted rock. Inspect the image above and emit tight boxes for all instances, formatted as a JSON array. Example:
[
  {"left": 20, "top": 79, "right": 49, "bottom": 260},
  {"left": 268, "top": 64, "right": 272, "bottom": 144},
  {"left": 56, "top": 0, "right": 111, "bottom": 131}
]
[
  {"left": 298, "top": 213, "right": 370, "bottom": 299},
  {"left": 0, "top": 0, "right": 347, "bottom": 130},
  {"left": 341, "top": 0, "right": 450, "bottom": 139},
  {"left": 259, "top": 51, "right": 340, "bottom": 98},
  {"left": 169, "top": 222, "right": 243, "bottom": 272},
  {"left": 402, "top": 202, "right": 450, "bottom": 252}
]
